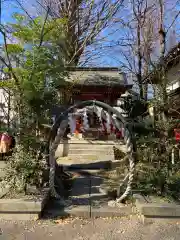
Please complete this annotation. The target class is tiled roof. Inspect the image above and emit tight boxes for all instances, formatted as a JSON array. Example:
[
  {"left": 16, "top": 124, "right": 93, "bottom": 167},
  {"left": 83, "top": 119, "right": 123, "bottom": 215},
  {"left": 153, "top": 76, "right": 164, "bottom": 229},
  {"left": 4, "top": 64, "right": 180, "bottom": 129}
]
[{"left": 63, "top": 67, "right": 128, "bottom": 86}]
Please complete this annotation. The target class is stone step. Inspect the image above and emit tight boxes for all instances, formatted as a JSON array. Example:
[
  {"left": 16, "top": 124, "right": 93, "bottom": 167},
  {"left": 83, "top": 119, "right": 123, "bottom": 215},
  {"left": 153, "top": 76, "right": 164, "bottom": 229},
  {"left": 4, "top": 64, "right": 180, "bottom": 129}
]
[
  {"left": 57, "top": 158, "right": 113, "bottom": 168},
  {"left": 68, "top": 148, "right": 114, "bottom": 155},
  {"left": 67, "top": 169, "right": 103, "bottom": 174},
  {"left": 43, "top": 198, "right": 132, "bottom": 219},
  {"left": 69, "top": 145, "right": 127, "bottom": 154},
  {"left": 67, "top": 154, "right": 114, "bottom": 161},
  {"left": 44, "top": 204, "right": 132, "bottom": 218},
  {"left": 68, "top": 145, "right": 115, "bottom": 153},
  {"left": 57, "top": 159, "right": 125, "bottom": 171},
  {"left": 56, "top": 140, "right": 116, "bottom": 158},
  {"left": 68, "top": 140, "right": 123, "bottom": 145},
  {"left": 70, "top": 192, "right": 107, "bottom": 203},
  {"left": 70, "top": 142, "right": 115, "bottom": 146},
  {"left": 55, "top": 143, "right": 115, "bottom": 155},
  {"left": 55, "top": 141, "right": 126, "bottom": 158},
  {"left": 69, "top": 143, "right": 124, "bottom": 149}
]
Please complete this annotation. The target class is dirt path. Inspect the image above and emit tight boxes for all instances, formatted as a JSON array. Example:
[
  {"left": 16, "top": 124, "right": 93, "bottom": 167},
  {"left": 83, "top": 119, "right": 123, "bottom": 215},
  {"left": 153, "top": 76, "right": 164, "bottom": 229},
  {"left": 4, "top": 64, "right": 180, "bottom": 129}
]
[{"left": 1, "top": 216, "right": 180, "bottom": 240}]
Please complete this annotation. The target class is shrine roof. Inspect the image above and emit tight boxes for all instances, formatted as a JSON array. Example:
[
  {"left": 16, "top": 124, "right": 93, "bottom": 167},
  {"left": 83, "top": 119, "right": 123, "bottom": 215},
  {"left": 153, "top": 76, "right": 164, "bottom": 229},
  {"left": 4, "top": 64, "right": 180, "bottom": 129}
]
[{"left": 60, "top": 67, "right": 131, "bottom": 87}]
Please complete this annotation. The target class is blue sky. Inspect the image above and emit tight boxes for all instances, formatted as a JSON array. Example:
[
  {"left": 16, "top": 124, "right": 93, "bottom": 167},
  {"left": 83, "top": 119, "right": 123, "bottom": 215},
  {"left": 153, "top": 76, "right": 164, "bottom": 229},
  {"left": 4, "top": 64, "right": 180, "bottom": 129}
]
[
  {"left": 1, "top": 1, "right": 179, "bottom": 62},
  {"left": 0, "top": 0, "right": 179, "bottom": 97},
  {"left": 1, "top": 1, "right": 19, "bottom": 23},
  {"left": 0, "top": 1, "right": 23, "bottom": 44}
]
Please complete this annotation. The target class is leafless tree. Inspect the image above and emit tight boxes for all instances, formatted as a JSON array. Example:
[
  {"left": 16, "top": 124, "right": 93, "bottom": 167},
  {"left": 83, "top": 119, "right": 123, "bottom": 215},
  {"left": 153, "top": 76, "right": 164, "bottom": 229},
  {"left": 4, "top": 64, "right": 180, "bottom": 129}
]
[
  {"left": 132, "top": 0, "right": 157, "bottom": 100},
  {"left": 149, "top": 0, "right": 180, "bottom": 119},
  {"left": 26, "top": 0, "right": 125, "bottom": 66},
  {"left": 107, "top": 0, "right": 156, "bottom": 100},
  {"left": 107, "top": 0, "right": 179, "bottom": 101}
]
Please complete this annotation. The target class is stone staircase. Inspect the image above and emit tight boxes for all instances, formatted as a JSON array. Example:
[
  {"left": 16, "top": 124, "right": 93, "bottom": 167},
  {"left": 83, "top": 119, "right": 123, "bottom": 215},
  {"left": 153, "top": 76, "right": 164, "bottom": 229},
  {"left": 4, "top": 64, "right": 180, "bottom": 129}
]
[
  {"left": 47, "top": 138, "right": 130, "bottom": 219},
  {"left": 67, "top": 139, "right": 115, "bottom": 162},
  {"left": 45, "top": 139, "right": 129, "bottom": 219},
  {"left": 56, "top": 139, "right": 127, "bottom": 171}
]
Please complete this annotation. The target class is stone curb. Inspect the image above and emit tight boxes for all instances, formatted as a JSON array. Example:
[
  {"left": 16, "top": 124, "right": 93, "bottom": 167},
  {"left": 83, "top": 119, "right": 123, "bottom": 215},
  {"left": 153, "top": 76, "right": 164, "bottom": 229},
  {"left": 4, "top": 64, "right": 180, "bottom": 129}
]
[
  {"left": 134, "top": 194, "right": 180, "bottom": 218},
  {"left": 0, "top": 188, "right": 50, "bottom": 220},
  {"left": 90, "top": 205, "right": 133, "bottom": 218},
  {"left": 65, "top": 206, "right": 91, "bottom": 218},
  {"left": 53, "top": 204, "right": 133, "bottom": 219}
]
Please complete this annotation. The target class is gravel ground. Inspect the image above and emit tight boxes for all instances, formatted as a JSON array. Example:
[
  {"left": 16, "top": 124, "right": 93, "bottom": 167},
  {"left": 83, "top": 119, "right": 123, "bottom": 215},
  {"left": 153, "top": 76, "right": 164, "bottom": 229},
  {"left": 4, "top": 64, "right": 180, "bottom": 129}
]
[{"left": 1, "top": 216, "right": 180, "bottom": 240}]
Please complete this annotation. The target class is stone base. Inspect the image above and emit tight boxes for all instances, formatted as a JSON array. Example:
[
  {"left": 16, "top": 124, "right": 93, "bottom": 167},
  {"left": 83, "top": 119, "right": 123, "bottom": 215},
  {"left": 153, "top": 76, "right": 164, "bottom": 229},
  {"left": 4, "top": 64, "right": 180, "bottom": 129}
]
[
  {"left": 91, "top": 205, "right": 132, "bottom": 218},
  {"left": 0, "top": 188, "right": 49, "bottom": 220},
  {"left": 0, "top": 213, "right": 39, "bottom": 221},
  {"left": 49, "top": 205, "right": 133, "bottom": 218},
  {"left": 134, "top": 194, "right": 180, "bottom": 218}
]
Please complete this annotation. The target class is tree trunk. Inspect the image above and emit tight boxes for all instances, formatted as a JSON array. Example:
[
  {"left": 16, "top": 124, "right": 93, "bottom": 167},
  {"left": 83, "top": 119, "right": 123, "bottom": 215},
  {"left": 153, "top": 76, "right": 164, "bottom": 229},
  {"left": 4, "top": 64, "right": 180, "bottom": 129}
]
[
  {"left": 137, "top": 15, "right": 143, "bottom": 99},
  {"left": 158, "top": 0, "right": 167, "bottom": 121}
]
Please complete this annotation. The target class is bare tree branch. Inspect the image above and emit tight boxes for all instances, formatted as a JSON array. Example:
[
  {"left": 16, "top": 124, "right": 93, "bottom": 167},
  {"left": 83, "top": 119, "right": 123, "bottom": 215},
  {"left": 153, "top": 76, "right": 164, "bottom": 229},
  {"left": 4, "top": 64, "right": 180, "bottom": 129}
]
[
  {"left": 38, "top": 6, "right": 50, "bottom": 48},
  {"left": 166, "top": 10, "right": 180, "bottom": 34},
  {"left": 35, "top": 0, "right": 125, "bottom": 66}
]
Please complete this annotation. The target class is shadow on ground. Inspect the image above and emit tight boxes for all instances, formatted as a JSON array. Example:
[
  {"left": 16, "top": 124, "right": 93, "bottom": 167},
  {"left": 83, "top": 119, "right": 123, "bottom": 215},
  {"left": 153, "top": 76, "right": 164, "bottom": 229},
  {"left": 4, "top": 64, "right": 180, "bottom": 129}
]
[
  {"left": 42, "top": 160, "right": 112, "bottom": 219},
  {"left": 63, "top": 160, "right": 112, "bottom": 170}
]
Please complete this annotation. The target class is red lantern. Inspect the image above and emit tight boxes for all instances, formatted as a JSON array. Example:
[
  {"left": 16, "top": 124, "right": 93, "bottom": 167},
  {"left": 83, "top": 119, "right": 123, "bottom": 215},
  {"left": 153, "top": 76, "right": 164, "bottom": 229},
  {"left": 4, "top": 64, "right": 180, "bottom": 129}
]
[{"left": 174, "top": 129, "right": 180, "bottom": 142}]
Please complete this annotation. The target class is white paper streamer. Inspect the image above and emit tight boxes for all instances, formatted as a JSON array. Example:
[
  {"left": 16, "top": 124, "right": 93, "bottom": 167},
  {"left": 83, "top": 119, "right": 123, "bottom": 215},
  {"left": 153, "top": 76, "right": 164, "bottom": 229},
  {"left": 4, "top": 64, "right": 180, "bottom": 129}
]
[
  {"left": 95, "top": 107, "right": 104, "bottom": 132},
  {"left": 68, "top": 113, "right": 76, "bottom": 134},
  {"left": 106, "top": 112, "right": 111, "bottom": 133},
  {"left": 83, "top": 108, "right": 89, "bottom": 130}
]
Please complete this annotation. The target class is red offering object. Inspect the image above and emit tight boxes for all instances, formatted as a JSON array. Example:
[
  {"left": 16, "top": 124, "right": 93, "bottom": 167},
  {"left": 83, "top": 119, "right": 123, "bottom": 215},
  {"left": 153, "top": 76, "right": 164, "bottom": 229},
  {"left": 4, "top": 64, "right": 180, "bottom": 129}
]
[
  {"left": 75, "top": 119, "right": 82, "bottom": 134},
  {"left": 0, "top": 132, "right": 12, "bottom": 153},
  {"left": 1, "top": 133, "right": 11, "bottom": 142},
  {"left": 174, "top": 129, "right": 180, "bottom": 142}
]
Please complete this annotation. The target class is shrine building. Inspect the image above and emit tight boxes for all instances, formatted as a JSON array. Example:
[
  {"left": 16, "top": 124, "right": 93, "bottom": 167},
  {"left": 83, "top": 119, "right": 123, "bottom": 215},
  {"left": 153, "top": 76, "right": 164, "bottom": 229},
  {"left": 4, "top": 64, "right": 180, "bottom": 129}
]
[
  {"left": 54, "top": 67, "right": 133, "bottom": 140},
  {"left": 57, "top": 67, "right": 133, "bottom": 106}
]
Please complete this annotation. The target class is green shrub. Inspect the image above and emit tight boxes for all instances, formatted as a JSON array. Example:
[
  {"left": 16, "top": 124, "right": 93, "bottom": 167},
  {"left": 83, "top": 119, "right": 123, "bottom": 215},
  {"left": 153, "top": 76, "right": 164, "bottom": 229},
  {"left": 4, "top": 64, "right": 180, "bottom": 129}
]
[
  {"left": 166, "top": 172, "right": 180, "bottom": 199},
  {"left": 134, "top": 132, "right": 180, "bottom": 199},
  {"left": 3, "top": 145, "right": 47, "bottom": 194}
]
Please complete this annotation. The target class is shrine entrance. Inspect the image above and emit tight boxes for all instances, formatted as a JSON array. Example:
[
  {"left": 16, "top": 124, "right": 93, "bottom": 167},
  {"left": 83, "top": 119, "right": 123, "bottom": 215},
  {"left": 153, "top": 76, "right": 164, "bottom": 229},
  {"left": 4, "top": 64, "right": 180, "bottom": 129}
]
[
  {"left": 66, "top": 105, "right": 122, "bottom": 141},
  {"left": 49, "top": 100, "right": 136, "bottom": 207}
]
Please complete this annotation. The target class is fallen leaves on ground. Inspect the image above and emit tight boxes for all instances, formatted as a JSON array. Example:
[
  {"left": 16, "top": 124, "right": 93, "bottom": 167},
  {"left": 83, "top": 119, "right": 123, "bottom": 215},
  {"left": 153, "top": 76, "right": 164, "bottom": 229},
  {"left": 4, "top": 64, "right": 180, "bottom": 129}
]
[
  {"left": 53, "top": 218, "right": 75, "bottom": 225},
  {"left": 53, "top": 217, "right": 91, "bottom": 226}
]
